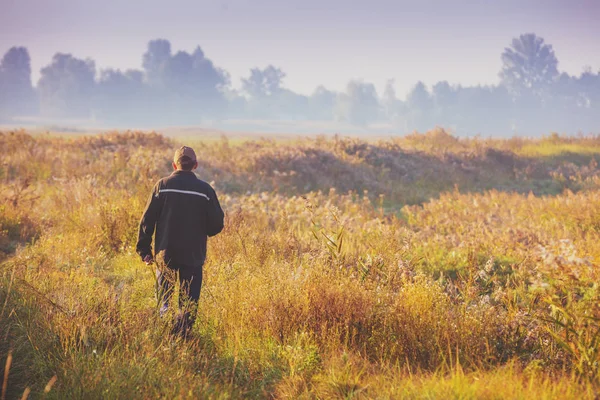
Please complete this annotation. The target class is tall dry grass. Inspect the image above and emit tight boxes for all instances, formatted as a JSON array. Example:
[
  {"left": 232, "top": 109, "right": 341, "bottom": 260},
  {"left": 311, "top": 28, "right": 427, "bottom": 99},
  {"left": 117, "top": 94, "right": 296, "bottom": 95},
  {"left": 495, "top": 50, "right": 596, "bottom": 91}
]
[{"left": 2, "top": 129, "right": 600, "bottom": 398}]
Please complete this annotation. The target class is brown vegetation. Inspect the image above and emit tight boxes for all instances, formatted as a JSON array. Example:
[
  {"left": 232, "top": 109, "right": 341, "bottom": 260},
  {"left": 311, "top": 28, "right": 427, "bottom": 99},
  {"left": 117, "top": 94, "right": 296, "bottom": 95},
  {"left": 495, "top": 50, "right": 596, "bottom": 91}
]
[{"left": 2, "top": 129, "right": 600, "bottom": 398}]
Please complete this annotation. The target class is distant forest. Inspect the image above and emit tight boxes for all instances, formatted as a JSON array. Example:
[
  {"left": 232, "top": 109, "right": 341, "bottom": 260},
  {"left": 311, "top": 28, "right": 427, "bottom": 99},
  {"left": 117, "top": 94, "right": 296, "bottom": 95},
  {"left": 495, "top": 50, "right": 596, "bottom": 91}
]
[{"left": 0, "top": 33, "right": 598, "bottom": 135}]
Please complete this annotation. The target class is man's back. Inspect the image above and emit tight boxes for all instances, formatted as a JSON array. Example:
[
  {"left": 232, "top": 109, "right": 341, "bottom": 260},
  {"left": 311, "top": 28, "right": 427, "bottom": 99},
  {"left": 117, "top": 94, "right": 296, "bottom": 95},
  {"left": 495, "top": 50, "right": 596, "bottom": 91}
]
[{"left": 136, "top": 169, "right": 224, "bottom": 268}]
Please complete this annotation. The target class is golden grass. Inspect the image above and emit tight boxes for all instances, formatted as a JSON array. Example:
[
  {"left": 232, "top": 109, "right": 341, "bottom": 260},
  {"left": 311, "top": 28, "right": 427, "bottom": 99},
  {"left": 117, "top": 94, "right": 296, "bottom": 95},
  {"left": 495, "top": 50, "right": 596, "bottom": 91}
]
[{"left": 2, "top": 128, "right": 600, "bottom": 398}]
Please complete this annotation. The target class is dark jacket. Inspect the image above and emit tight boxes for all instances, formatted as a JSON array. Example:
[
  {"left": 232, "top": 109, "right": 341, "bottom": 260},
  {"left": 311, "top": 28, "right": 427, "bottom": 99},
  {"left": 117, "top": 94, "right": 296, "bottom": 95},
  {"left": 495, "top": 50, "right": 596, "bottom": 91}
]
[{"left": 136, "top": 170, "right": 224, "bottom": 268}]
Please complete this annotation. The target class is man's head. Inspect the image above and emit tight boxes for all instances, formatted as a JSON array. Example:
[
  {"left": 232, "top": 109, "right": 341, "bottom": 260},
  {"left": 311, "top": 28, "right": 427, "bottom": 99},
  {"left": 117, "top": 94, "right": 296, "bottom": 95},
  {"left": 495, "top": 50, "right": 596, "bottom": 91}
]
[{"left": 173, "top": 146, "right": 198, "bottom": 171}]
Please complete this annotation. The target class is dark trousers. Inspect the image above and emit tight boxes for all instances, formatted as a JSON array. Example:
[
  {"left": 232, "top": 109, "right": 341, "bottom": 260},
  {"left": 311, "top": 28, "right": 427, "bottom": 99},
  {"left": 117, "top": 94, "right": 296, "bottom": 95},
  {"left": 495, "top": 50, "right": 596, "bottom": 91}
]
[{"left": 156, "top": 264, "right": 203, "bottom": 335}]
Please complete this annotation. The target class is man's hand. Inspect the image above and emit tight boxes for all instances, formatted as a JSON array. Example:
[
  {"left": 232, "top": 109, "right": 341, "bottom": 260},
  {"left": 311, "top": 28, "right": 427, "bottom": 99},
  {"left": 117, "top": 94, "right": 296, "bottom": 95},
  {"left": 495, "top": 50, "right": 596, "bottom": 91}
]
[{"left": 143, "top": 255, "right": 153, "bottom": 265}]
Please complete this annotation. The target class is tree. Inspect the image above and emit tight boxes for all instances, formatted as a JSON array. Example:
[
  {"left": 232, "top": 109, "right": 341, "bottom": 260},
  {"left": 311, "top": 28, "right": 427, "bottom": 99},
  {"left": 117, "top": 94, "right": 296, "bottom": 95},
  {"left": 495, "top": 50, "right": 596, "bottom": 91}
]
[
  {"left": 241, "top": 65, "right": 286, "bottom": 99},
  {"left": 381, "top": 79, "right": 406, "bottom": 130},
  {"left": 309, "top": 85, "right": 336, "bottom": 120},
  {"left": 546, "top": 69, "right": 600, "bottom": 133},
  {"left": 334, "top": 80, "right": 380, "bottom": 126},
  {"left": 38, "top": 53, "right": 96, "bottom": 118},
  {"left": 94, "top": 68, "right": 147, "bottom": 123},
  {"left": 241, "top": 65, "right": 287, "bottom": 118},
  {"left": 577, "top": 67, "right": 600, "bottom": 109},
  {"left": 172, "top": 46, "right": 230, "bottom": 119},
  {"left": 274, "top": 89, "right": 309, "bottom": 120},
  {"left": 143, "top": 39, "right": 172, "bottom": 88},
  {"left": 382, "top": 80, "right": 399, "bottom": 118},
  {"left": 431, "top": 81, "right": 457, "bottom": 128},
  {"left": 500, "top": 33, "right": 559, "bottom": 96},
  {"left": 191, "top": 46, "right": 230, "bottom": 94},
  {"left": 432, "top": 81, "right": 454, "bottom": 107},
  {"left": 141, "top": 40, "right": 230, "bottom": 123},
  {"left": 0, "top": 47, "right": 37, "bottom": 118},
  {"left": 454, "top": 85, "right": 512, "bottom": 135},
  {"left": 406, "top": 81, "right": 433, "bottom": 131}
]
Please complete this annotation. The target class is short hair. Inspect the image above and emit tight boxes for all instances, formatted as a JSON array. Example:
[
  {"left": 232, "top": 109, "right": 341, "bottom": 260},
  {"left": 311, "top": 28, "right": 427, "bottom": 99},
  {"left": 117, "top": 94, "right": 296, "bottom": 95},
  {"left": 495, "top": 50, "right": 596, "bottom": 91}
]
[{"left": 177, "top": 155, "right": 196, "bottom": 171}]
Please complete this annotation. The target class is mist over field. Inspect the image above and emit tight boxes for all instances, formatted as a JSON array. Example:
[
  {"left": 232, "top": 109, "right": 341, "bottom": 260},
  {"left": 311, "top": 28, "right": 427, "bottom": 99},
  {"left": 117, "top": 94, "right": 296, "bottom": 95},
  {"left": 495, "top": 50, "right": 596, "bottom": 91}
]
[
  {"left": 1, "top": 32, "right": 599, "bottom": 135},
  {"left": 5, "top": 2, "right": 600, "bottom": 399}
]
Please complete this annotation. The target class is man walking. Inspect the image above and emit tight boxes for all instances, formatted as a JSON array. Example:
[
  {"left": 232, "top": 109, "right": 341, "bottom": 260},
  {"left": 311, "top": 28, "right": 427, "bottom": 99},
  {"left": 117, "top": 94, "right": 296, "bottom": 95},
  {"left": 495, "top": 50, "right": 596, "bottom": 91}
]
[{"left": 136, "top": 146, "right": 224, "bottom": 337}]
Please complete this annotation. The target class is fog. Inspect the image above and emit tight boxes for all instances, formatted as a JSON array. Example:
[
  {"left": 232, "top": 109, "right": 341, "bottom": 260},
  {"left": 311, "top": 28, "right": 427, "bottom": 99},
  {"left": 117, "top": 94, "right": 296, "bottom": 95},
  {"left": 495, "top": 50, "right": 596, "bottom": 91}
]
[{"left": 1, "top": 33, "right": 599, "bottom": 136}]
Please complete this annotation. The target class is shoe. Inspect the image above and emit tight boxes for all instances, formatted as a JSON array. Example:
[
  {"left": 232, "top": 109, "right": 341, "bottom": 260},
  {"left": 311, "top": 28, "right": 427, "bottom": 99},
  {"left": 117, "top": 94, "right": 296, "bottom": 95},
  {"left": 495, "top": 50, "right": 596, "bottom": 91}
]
[
  {"left": 171, "top": 312, "right": 193, "bottom": 339},
  {"left": 159, "top": 304, "right": 169, "bottom": 318}
]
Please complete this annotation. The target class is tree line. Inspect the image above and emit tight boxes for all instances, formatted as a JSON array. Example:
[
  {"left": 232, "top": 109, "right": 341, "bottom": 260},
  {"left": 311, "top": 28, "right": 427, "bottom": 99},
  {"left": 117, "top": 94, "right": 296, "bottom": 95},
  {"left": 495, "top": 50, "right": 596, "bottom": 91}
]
[{"left": 1, "top": 33, "right": 599, "bottom": 135}]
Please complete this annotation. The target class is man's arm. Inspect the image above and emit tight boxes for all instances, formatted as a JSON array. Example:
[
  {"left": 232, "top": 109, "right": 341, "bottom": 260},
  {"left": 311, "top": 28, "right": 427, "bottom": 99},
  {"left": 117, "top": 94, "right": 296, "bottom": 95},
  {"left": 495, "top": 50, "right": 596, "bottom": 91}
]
[
  {"left": 136, "top": 183, "right": 162, "bottom": 262},
  {"left": 206, "top": 188, "right": 224, "bottom": 237}
]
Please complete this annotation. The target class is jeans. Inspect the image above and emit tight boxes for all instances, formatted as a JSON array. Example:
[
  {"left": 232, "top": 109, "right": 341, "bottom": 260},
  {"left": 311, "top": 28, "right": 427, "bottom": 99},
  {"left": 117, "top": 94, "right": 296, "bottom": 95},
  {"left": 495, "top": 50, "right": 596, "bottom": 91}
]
[{"left": 155, "top": 264, "right": 203, "bottom": 336}]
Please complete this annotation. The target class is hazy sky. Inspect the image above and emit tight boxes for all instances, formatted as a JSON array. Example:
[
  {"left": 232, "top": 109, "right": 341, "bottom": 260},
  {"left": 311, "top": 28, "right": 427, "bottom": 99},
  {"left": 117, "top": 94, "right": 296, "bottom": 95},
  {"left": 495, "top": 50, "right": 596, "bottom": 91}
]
[{"left": 1, "top": 0, "right": 599, "bottom": 97}]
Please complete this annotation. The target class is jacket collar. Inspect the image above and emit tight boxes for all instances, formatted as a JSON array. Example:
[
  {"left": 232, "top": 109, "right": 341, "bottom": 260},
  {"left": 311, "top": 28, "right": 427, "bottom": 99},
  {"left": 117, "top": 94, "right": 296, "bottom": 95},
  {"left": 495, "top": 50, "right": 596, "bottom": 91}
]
[{"left": 171, "top": 170, "right": 196, "bottom": 177}]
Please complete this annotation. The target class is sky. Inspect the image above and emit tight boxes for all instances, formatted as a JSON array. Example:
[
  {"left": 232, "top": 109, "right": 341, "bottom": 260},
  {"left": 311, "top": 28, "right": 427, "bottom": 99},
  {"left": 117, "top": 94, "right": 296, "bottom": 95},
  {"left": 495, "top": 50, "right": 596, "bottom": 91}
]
[{"left": 1, "top": 0, "right": 599, "bottom": 98}]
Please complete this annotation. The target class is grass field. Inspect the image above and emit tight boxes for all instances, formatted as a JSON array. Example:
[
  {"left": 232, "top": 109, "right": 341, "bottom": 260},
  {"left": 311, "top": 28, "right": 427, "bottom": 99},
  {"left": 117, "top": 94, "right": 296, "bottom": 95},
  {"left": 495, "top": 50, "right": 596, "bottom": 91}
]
[{"left": 2, "top": 128, "right": 600, "bottom": 398}]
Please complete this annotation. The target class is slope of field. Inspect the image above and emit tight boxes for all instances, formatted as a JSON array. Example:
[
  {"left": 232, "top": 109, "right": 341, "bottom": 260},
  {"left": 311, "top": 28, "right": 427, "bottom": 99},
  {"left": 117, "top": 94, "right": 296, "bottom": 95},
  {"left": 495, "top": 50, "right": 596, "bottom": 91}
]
[{"left": 2, "top": 129, "right": 600, "bottom": 398}]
